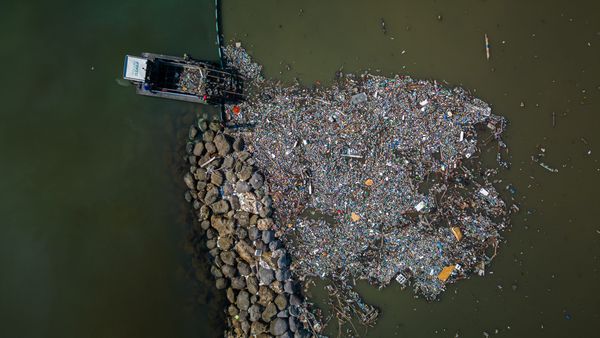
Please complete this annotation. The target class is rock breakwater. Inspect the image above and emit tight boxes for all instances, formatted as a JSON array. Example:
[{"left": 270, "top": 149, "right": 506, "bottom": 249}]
[{"left": 183, "top": 119, "right": 321, "bottom": 338}]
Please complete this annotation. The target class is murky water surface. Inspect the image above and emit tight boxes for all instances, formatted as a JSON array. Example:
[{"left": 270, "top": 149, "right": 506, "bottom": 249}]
[
  {"left": 221, "top": 0, "right": 600, "bottom": 336},
  {"left": 0, "top": 1, "right": 222, "bottom": 337},
  {"left": 1, "top": 0, "right": 599, "bottom": 337}
]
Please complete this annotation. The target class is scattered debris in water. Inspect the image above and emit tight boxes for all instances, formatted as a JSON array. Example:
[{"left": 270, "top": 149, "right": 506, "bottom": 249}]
[{"left": 221, "top": 45, "right": 512, "bottom": 332}]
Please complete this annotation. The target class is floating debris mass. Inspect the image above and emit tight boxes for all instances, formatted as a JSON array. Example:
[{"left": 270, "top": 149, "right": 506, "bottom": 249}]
[{"left": 223, "top": 45, "right": 511, "bottom": 302}]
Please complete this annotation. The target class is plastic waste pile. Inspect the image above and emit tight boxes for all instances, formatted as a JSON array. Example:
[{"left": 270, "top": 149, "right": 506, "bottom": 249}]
[
  {"left": 222, "top": 45, "right": 511, "bottom": 302},
  {"left": 177, "top": 67, "right": 207, "bottom": 95}
]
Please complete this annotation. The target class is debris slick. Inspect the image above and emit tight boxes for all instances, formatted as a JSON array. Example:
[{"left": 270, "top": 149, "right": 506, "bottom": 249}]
[{"left": 220, "top": 45, "right": 512, "bottom": 331}]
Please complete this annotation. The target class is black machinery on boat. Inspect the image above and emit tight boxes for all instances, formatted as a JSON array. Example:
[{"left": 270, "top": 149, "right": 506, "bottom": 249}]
[{"left": 123, "top": 53, "right": 244, "bottom": 104}]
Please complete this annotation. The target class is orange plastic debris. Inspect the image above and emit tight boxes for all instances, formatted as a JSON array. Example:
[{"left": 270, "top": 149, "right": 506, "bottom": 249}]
[
  {"left": 364, "top": 178, "right": 374, "bottom": 186},
  {"left": 451, "top": 227, "right": 463, "bottom": 241},
  {"left": 438, "top": 265, "right": 455, "bottom": 282},
  {"left": 351, "top": 212, "right": 361, "bottom": 222},
  {"left": 232, "top": 105, "right": 241, "bottom": 115}
]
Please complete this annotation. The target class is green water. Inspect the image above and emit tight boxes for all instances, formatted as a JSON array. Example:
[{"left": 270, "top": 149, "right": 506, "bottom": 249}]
[
  {"left": 0, "top": 0, "right": 222, "bottom": 337},
  {"left": 1, "top": 0, "right": 599, "bottom": 337},
  {"left": 221, "top": 0, "right": 600, "bottom": 337}
]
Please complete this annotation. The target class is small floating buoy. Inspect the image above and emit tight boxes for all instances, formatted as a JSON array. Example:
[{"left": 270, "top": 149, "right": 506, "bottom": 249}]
[{"left": 232, "top": 105, "right": 241, "bottom": 115}]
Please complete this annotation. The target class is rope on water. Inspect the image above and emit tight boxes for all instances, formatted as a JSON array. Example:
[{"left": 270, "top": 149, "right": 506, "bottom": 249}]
[
  {"left": 215, "top": 0, "right": 224, "bottom": 68},
  {"left": 215, "top": 0, "right": 226, "bottom": 120}
]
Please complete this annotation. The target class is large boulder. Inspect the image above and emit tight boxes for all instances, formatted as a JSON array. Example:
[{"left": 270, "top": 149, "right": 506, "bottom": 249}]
[
  {"left": 248, "top": 304, "right": 262, "bottom": 322},
  {"left": 258, "top": 266, "right": 275, "bottom": 285},
  {"left": 192, "top": 142, "right": 204, "bottom": 156},
  {"left": 226, "top": 288, "right": 236, "bottom": 303},
  {"left": 257, "top": 286, "right": 275, "bottom": 306},
  {"left": 194, "top": 167, "right": 207, "bottom": 181},
  {"left": 237, "top": 151, "right": 250, "bottom": 162},
  {"left": 210, "top": 200, "right": 230, "bottom": 214},
  {"left": 204, "top": 186, "right": 219, "bottom": 204},
  {"left": 270, "top": 318, "right": 289, "bottom": 336},
  {"left": 199, "top": 220, "right": 211, "bottom": 231},
  {"left": 227, "top": 305, "right": 239, "bottom": 317},
  {"left": 270, "top": 280, "right": 284, "bottom": 294},
  {"left": 221, "top": 264, "right": 236, "bottom": 278},
  {"left": 284, "top": 281, "right": 296, "bottom": 294},
  {"left": 183, "top": 173, "right": 195, "bottom": 190},
  {"left": 288, "top": 317, "right": 299, "bottom": 333},
  {"left": 205, "top": 239, "right": 216, "bottom": 250},
  {"left": 204, "top": 141, "right": 216, "bottom": 155},
  {"left": 235, "top": 211, "right": 250, "bottom": 227},
  {"left": 188, "top": 125, "right": 198, "bottom": 140},
  {"left": 210, "top": 171, "right": 224, "bottom": 186},
  {"left": 237, "top": 261, "right": 252, "bottom": 276},
  {"left": 235, "top": 226, "right": 248, "bottom": 240},
  {"left": 262, "top": 230, "right": 275, "bottom": 244},
  {"left": 202, "top": 130, "right": 215, "bottom": 142},
  {"left": 249, "top": 214, "right": 259, "bottom": 226},
  {"left": 222, "top": 155, "right": 235, "bottom": 169},
  {"left": 274, "top": 294, "right": 288, "bottom": 311},
  {"left": 235, "top": 181, "right": 252, "bottom": 193},
  {"left": 236, "top": 290, "right": 250, "bottom": 311},
  {"left": 234, "top": 240, "right": 255, "bottom": 265},
  {"left": 280, "top": 331, "right": 293, "bottom": 338},
  {"left": 195, "top": 181, "right": 207, "bottom": 193},
  {"left": 215, "top": 278, "right": 227, "bottom": 290},
  {"left": 229, "top": 195, "right": 241, "bottom": 211},
  {"left": 222, "top": 182, "right": 234, "bottom": 196},
  {"left": 237, "top": 165, "right": 254, "bottom": 181},
  {"left": 199, "top": 205, "right": 211, "bottom": 221},
  {"left": 225, "top": 170, "right": 237, "bottom": 183},
  {"left": 211, "top": 216, "right": 234, "bottom": 236},
  {"left": 261, "top": 302, "right": 277, "bottom": 322},
  {"left": 240, "top": 320, "right": 250, "bottom": 335},
  {"left": 214, "top": 134, "right": 232, "bottom": 156},
  {"left": 251, "top": 321, "right": 267, "bottom": 335},
  {"left": 217, "top": 235, "right": 233, "bottom": 250},
  {"left": 231, "top": 276, "right": 246, "bottom": 290},
  {"left": 210, "top": 265, "right": 222, "bottom": 278},
  {"left": 220, "top": 251, "right": 236, "bottom": 266},
  {"left": 248, "top": 227, "right": 261, "bottom": 241},
  {"left": 247, "top": 276, "right": 259, "bottom": 295}
]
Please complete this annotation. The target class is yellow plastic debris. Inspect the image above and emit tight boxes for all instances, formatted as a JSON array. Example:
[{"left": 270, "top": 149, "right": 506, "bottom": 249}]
[
  {"left": 351, "top": 212, "right": 361, "bottom": 222},
  {"left": 451, "top": 227, "right": 463, "bottom": 241},
  {"left": 438, "top": 265, "right": 455, "bottom": 282},
  {"left": 364, "top": 178, "right": 374, "bottom": 186}
]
